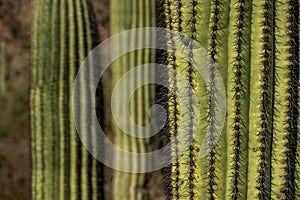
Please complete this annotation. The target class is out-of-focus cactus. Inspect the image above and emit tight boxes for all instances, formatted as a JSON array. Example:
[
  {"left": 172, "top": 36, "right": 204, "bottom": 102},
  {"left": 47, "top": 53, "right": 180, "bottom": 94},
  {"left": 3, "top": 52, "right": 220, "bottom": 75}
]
[
  {"left": 30, "top": 0, "right": 103, "bottom": 199},
  {"left": 110, "top": 0, "right": 156, "bottom": 199}
]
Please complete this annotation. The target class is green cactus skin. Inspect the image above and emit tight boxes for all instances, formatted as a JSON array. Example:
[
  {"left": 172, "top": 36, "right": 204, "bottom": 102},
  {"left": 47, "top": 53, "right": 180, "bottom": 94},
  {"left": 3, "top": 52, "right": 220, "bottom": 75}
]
[
  {"left": 206, "top": 0, "right": 230, "bottom": 199},
  {"left": 110, "top": 0, "right": 156, "bottom": 199},
  {"left": 163, "top": 0, "right": 300, "bottom": 199},
  {"left": 225, "top": 0, "right": 252, "bottom": 199},
  {"left": 163, "top": 1, "right": 180, "bottom": 199},
  {"left": 30, "top": 0, "right": 103, "bottom": 199},
  {"left": 164, "top": 0, "right": 230, "bottom": 199},
  {"left": 0, "top": 42, "right": 8, "bottom": 96},
  {"left": 272, "top": 1, "right": 299, "bottom": 199},
  {"left": 164, "top": 0, "right": 203, "bottom": 199},
  {"left": 247, "top": 0, "right": 275, "bottom": 199}
]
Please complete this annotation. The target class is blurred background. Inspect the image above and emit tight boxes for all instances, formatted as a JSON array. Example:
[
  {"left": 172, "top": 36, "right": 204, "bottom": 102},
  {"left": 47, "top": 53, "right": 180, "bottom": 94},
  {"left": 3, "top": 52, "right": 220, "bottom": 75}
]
[{"left": 0, "top": 1, "right": 109, "bottom": 199}]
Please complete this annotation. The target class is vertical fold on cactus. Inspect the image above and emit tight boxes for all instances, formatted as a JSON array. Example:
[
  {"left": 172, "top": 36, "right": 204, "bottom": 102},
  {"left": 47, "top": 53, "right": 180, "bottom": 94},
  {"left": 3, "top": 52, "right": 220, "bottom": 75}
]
[
  {"left": 110, "top": 0, "right": 156, "bottom": 199},
  {"left": 49, "top": 1, "right": 60, "bottom": 199},
  {"left": 183, "top": 1, "right": 197, "bottom": 198},
  {"left": 163, "top": 0, "right": 179, "bottom": 199},
  {"left": 31, "top": 0, "right": 103, "bottom": 199},
  {"left": 247, "top": 0, "right": 275, "bottom": 199},
  {"left": 30, "top": 1, "right": 41, "bottom": 199},
  {"left": 283, "top": 1, "right": 299, "bottom": 199},
  {"left": 165, "top": 0, "right": 181, "bottom": 199},
  {"left": 225, "top": 0, "right": 252, "bottom": 199},
  {"left": 193, "top": 1, "right": 211, "bottom": 198},
  {"left": 272, "top": 0, "right": 299, "bottom": 199},
  {"left": 58, "top": 0, "right": 71, "bottom": 198},
  {"left": 111, "top": 0, "right": 132, "bottom": 198},
  {"left": 206, "top": 0, "right": 230, "bottom": 199},
  {"left": 39, "top": 1, "right": 52, "bottom": 199},
  {"left": 207, "top": 1, "right": 221, "bottom": 198},
  {"left": 164, "top": 0, "right": 229, "bottom": 199},
  {"left": 66, "top": 0, "right": 80, "bottom": 198}
]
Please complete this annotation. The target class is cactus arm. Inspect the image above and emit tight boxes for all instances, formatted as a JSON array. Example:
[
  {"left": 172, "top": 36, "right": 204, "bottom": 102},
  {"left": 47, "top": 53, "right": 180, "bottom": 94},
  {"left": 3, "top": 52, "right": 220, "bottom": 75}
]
[
  {"left": 247, "top": 0, "right": 275, "bottom": 199},
  {"left": 272, "top": 0, "right": 300, "bottom": 199},
  {"left": 225, "top": 0, "right": 252, "bottom": 199}
]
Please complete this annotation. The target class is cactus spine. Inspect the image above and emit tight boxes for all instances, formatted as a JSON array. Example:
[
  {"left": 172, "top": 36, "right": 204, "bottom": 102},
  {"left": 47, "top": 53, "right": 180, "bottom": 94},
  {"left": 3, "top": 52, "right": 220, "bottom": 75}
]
[
  {"left": 163, "top": 0, "right": 299, "bottom": 199},
  {"left": 247, "top": 0, "right": 275, "bottom": 199},
  {"left": 164, "top": 0, "right": 230, "bottom": 199},
  {"left": 206, "top": 0, "right": 230, "bottom": 199},
  {"left": 272, "top": 0, "right": 299, "bottom": 199},
  {"left": 110, "top": 0, "right": 156, "bottom": 199},
  {"left": 30, "top": 0, "right": 103, "bottom": 199},
  {"left": 164, "top": 0, "right": 202, "bottom": 198},
  {"left": 225, "top": 0, "right": 252, "bottom": 199}
]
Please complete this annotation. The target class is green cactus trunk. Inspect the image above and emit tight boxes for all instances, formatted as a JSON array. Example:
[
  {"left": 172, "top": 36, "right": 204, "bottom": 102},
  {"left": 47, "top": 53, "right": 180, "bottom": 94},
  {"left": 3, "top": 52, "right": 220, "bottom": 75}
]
[
  {"left": 0, "top": 42, "right": 8, "bottom": 96},
  {"left": 163, "top": 0, "right": 299, "bottom": 199},
  {"left": 30, "top": 0, "right": 103, "bottom": 199},
  {"left": 110, "top": 0, "right": 156, "bottom": 199}
]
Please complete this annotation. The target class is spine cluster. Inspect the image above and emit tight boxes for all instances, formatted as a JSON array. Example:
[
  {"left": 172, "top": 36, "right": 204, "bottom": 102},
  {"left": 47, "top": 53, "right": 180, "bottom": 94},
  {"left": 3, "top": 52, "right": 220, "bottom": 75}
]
[{"left": 163, "top": 0, "right": 299, "bottom": 199}]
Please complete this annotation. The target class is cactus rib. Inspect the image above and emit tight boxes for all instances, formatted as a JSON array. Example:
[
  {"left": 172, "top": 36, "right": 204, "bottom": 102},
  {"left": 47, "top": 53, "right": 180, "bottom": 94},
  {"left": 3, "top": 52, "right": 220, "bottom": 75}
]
[
  {"left": 225, "top": 0, "right": 252, "bottom": 199},
  {"left": 30, "top": 0, "right": 103, "bottom": 199}
]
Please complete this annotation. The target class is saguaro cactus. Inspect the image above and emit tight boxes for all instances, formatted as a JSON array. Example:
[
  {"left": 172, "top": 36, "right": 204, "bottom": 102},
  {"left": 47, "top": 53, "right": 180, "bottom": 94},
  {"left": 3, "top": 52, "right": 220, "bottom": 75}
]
[
  {"left": 110, "top": 0, "right": 156, "bottom": 199},
  {"left": 164, "top": 0, "right": 230, "bottom": 199},
  {"left": 163, "top": 0, "right": 299, "bottom": 199},
  {"left": 30, "top": 0, "right": 103, "bottom": 199}
]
